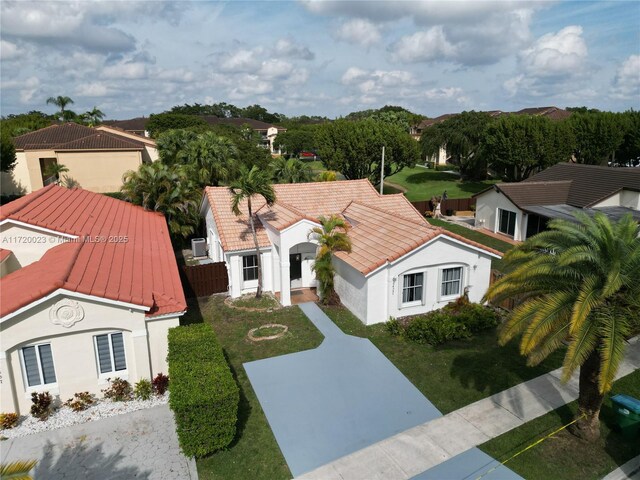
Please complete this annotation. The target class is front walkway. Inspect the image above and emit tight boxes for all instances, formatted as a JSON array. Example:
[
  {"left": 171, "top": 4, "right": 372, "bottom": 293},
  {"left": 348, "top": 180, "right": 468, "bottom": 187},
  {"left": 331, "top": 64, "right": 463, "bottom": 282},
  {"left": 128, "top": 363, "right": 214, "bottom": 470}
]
[
  {"left": 300, "top": 337, "right": 640, "bottom": 479},
  {"left": 0, "top": 404, "right": 197, "bottom": 480}
]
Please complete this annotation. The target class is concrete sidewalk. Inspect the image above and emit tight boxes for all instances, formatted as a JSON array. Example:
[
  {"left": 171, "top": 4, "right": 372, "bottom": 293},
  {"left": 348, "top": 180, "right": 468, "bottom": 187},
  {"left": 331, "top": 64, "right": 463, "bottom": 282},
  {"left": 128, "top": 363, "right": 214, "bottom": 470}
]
[
  {"left": 601, "top": 455, "right": 640, "bottom": 480},
  {"left": 299, "top": 337, "right": 640, "bottom": 479}
]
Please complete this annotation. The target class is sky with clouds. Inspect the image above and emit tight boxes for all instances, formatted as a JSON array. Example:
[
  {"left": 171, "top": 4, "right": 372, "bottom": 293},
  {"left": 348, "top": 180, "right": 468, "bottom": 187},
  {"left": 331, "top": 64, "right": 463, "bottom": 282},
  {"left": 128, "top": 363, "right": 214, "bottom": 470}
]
[{"left": 1, "top": 1, "right": 638, "bottom": 120}]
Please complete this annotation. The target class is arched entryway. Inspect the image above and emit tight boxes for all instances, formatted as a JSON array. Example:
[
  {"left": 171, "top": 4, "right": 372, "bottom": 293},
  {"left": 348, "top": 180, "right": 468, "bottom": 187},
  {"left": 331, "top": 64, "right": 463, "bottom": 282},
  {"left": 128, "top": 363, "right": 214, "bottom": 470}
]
[{"left": 289, "top": 242, "right": 317, "bottom": 290}]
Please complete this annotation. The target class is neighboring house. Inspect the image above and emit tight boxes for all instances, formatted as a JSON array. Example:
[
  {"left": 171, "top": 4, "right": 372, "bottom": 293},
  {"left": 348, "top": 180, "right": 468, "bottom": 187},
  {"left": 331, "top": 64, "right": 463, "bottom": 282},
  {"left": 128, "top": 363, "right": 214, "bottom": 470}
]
[
  {"left": 202, "top": 179, "right": 500, "bottom": 325},
  {"left": 474, "top": 163, "right": 640, "bottom": 241},
  {"left": 201, "top": 117, "right": 286, "bottom": 155},
  {"left": 2, "top": 123, "right": 158, "bottom": 195},
  {"left": 0, "top": 185, "right": 186, "bottom": 414},
  {"left": 411, "top": 107, "right": 571, "bottom": 167},
  {"left": 102, "top": 117, "right": 150, "bottom": 137}
]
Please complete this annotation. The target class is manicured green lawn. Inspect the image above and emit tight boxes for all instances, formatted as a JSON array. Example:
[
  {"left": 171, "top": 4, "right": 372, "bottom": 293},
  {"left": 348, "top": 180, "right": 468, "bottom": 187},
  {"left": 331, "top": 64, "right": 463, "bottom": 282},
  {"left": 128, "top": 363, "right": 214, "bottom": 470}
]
[
  {"left": 183, "top": 296, "right": 324, "bottom": 480},
  {"left": 480, "top": 370, "right": 640, "bottom": 480},
  {"left": 385, "top": 166, "right": 500, "bottom": 201},
  {"left": 321, "top": 306, "right": 564, "bottom": 414}
]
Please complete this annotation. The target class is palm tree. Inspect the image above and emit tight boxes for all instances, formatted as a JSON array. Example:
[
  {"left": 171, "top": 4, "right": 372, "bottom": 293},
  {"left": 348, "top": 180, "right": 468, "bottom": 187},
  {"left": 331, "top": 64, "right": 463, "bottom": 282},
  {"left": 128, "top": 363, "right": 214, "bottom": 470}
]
[
  {"left": 184, "top": 132, "right": 238, "bottom": 187},
  {"left": 43, "top": 163, "right": 69, "bottom": 186},
  {"left": 46, "top": 96, "right": 74, "bottom": 121},
  {"left": 270, "top": 157, "right": 313, "bottom": 183},
  {"left": 84, "top": 107, "right": 105, "bottom": 126},
  {"left": 121, "top": 162, "right": 201, "bottom": 238},
  {"left": 308, "top": 215, "right": 352, "bottom": 305},
  {"left": 228, "top": 165, "right": 276, "bottom": 298},
  {"left": 484, "top": 213, "right": 640, "bottom": 442},
  {"left": 157, "top": 129, "right": 199, "bottom": 166},
  {"left": 0, "top": 459, "right": 37, "bottom": 479}
]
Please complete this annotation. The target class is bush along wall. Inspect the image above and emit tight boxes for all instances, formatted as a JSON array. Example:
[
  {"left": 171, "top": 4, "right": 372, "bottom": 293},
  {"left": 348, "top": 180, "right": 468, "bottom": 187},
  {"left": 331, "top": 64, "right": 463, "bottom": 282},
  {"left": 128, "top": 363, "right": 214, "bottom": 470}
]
[
  {"left": 168, "top": 323, "right": 239, "bottom": 457},
  {"left": 387, "top": 299, "right": 499, "bottom": 346}
]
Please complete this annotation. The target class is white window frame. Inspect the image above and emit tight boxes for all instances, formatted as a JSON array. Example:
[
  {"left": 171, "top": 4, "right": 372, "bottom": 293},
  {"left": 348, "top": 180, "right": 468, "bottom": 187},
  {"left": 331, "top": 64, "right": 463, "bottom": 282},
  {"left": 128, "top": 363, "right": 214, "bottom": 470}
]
[
  {"left": 439, "top": 266, "right": 465, "bottom": 301},
  {"left": 93, "top": 332, "right": 128, "bottom": 379},
  {"left": 497, "top": 208, "right": 517, "bottom": 237},
  {"left": 400, "top": 270, "right": 426, "bottom": 308},
  {"left": 20, "top": 342, "right": 58, "bottom": 392},
  {"left": 242, "top": 254, "right": 259, "bottom": 286}
]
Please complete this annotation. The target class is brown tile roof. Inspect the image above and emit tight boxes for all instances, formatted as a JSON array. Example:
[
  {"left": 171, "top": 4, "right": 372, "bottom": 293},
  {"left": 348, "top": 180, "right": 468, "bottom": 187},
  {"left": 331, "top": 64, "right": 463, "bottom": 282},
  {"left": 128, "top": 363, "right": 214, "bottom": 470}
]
[
  {"left": 494, "top": 181, "right": 573, "bottom": 208},
  {"left": 205, "top": 180, "right": 501, "bottom": 275},
  {"left": 103, "top": 117, "right": 149, "bottom": 132},
  {"left": 202, "top": 116, "right": 286, "bottom": 131},
  {"left": 13, "top": 123, "right": 145, "bottom": 151},
  {"left": 95, "top": 125, "right": 156, "bottom": 146},
  {"left": 0, "top": 185, "right": 186, "bottom": 318},
  {"left": 523, "top": 163, "right": 640, "bottom": 207}
]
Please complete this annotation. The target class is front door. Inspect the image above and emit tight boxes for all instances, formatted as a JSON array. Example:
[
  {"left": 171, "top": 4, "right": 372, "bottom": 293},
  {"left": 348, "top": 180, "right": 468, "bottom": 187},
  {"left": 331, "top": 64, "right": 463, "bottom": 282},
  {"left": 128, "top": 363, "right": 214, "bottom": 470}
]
[{"left": 290, "top": 253, "right": 302, "bottom": 289}]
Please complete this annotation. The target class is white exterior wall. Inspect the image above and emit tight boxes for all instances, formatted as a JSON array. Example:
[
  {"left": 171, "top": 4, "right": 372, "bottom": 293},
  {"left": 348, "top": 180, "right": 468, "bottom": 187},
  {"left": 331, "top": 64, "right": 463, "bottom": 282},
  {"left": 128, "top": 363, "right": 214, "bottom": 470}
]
[
  {"left": 0, "top": 294, "right": 178, "bottom": 415},
  {"left": 333, "top": 257, "right": 368, "bottom": 323},
  {"left": 0, "top": 223, "right": 73, "bottom": 268},
  {"left": 474, "top": 190, "right": 525, "bottom": 240},
  {"left": 593, "top": 190, "right": 640, "bottom": 210},
  {"left": 227, "top": 249, "right": 273, "bottom": 298},
  {"left": 205, "top": 208, "right": 224, "bottom": 262}
]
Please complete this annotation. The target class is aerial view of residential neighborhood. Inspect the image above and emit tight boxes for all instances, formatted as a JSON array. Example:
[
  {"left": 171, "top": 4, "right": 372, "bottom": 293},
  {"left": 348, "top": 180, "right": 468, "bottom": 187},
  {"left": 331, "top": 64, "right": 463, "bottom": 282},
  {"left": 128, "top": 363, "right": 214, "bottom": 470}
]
[{"left": 1, "top": 1, "right": 639, "bottom": 479}]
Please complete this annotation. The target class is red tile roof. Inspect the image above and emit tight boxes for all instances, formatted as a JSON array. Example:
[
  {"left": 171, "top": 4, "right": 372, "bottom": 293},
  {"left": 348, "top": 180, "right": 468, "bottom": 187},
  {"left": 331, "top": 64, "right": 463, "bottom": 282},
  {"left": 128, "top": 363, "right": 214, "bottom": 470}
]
[
  {"left": 204, "top": 180, "right": 501, "bottom": 275},
  {"left": 0, "top": 185, "right": 186, "bottom": 318},
  {"left": 13, "top": 123, "right": 146, "bottom": 151},
  {"left": 0, "top": 248, "right": 13, "bottom": 262}
]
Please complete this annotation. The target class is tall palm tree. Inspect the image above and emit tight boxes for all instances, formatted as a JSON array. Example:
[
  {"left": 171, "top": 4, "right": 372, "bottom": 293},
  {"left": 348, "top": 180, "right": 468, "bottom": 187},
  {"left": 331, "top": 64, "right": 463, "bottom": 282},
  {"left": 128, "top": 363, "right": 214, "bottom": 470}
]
[
  {"left": 228, "top": 165, "right": 276, "bottom": 298},
  {"left": 184, "top": 132, "right": 238, "bottom": 187},
  {"left": 484, "top": 213, "right": 640, "bottom": 442},
  {"left": 46, "top": 96, "right": 74, "bottom": 120},
  {"left": 121, "top": 162, "right": 201, "bottom": 239},
  {"left": 157, "top": 129, "right": 199, "bottom": 166},
  {"left": 270, "top": 157, "right": 313, "bottom": 183},
  {"left": 308, "top": 215, "right": 352, "bottom": 305},
  {"left": 84, "top": 107, "right": 105, "bottom": 126},
  {"left": 43, "top": 163, "right": 69, "bottom": 186}
]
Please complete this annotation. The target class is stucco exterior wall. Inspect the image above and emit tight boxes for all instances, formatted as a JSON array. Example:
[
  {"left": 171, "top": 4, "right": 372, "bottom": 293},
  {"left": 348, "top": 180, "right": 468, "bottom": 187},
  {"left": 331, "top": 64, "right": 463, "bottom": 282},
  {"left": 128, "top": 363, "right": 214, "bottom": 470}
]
[
  {"left": 58, "top": 151, "right": 143, "bottom": 193},
  {"left": 0, "top": 293, "right": 178, "bottom": 414},
  {"left": 0, "top": 223, "right": 71, "bottom": 267},
  {"left": 474, "top": 190, "right": 525, "bottom": 240},
  {"left": 205, "top": 207, "right": 224, "bottom": 262},
  {"left": 593, "top": 190, "right": 640, "bottom": 210},
  {"left": 0, "top": 152, "right": 32, "bottom": 195},
  {"left": 334, "top": 257, "right": 368, "bottom": 323}
]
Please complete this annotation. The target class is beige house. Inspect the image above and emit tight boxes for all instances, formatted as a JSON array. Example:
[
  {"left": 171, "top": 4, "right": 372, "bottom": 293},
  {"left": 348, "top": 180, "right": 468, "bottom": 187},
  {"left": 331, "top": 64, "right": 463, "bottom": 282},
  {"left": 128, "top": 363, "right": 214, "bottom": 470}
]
[
  {"left": 0, "top": 185, "right": 186, "bottom": 414},
  {"left": 2, "top": 123, "right": 158, "bottom": 195}
]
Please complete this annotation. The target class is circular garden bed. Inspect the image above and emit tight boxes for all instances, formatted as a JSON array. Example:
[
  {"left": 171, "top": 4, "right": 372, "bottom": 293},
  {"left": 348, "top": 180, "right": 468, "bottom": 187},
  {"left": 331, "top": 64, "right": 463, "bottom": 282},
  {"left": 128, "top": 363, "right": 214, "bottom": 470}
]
[{"left": 248, "top": 324, "right": 288, "bottom": 342}]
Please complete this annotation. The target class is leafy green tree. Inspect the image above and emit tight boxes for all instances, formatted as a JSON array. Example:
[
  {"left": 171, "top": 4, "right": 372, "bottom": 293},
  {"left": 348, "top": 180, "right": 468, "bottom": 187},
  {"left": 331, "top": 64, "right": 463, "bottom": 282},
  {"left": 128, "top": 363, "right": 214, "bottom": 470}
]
[
  {"left": 184, "top": 132, "right": 238, "bottom": 187},
  {"left": 485, "top": 213, "right": 640, "bottom": 442},
  {"left": 315, "top": 118, "right": 419, "bottom": 185},
  {"left": 273, "top": 126, "right": 318, "bottom": 158},
  {"left": 46, "top": 95, "right": 74, "bottom": 120},
  {"left": 346, "top": 105, "right": 424, "bottom": 132},
  {"left": 309, "top": 215, "right": 352, "bottom": 305},
  {"left": 1, "top": 111, "right": 55, "bottom": 137},
  {"left": 146, "top": 113, "right": 208, "bottom": 138},
  {"left": 316, "top": 170, "right": 338, "bottom": 182},
  {"left": 169, "top": 102, "right": 242, "bottom": 118},
  {"left": 156, "top": 129, "right": 200, "bottom": 165},
  {"left": 615, "top": 110, "right": 640, "bottom": 167},
  {"left": 1, "top": 133, "right": 17, "bottom": 172},
  {"left": 569, "top": 112, "right": 626, "bottom": 165},
  {"left": 420, "top": 111, "right": 494, "bottom": 180},
  {"left": 229, "top": 166, "right": 276, "bottom": 298},
  {"left": 121, "top": 162, "right": 201, "bottom": 239},
  {"left": 240, "top": 104, "right": 284, "bottom": 124},
  {"left": 482, "top": 115, "right": 575, "bottom": 181},
  {"left": 270, "top": 157, "right": 313, "bottom": 183}
]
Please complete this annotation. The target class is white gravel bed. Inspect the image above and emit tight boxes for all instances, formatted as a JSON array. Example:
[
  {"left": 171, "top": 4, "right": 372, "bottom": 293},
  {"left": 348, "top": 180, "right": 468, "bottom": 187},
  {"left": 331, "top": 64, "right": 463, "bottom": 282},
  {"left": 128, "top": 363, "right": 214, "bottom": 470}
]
[{"left": 1, "top": 393, "right": 169, "bottom": 439}]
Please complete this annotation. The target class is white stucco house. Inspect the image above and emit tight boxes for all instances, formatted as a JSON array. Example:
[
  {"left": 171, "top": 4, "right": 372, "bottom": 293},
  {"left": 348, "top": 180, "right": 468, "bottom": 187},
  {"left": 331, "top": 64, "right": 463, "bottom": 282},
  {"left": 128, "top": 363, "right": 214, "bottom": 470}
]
[
  {"left": 474, "top": 163, "right": 640, "bottom": 242},
  {"left": 202, "top": 180, "right": 501, "bottom": 325},
  {"left": 0, "top": 185, "right": 186, "bottom": 414}
]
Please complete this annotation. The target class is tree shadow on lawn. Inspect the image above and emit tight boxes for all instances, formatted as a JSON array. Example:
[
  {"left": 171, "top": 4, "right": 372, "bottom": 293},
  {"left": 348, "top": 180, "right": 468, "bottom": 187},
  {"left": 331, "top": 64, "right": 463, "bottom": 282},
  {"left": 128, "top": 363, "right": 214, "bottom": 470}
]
[
  {"left": 180, "top": 298, "right": 206, "bottom": 326},
  {"left": 404, "top": 171, "right": 456, "bottom": 184}
]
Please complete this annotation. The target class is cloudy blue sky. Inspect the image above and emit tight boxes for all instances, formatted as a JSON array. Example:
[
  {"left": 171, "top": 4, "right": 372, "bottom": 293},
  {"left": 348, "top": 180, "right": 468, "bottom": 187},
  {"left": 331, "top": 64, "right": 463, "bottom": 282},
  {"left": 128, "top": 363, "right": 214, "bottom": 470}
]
[{"left": 1, "top": 1, "right": 638, "bottom": 120}]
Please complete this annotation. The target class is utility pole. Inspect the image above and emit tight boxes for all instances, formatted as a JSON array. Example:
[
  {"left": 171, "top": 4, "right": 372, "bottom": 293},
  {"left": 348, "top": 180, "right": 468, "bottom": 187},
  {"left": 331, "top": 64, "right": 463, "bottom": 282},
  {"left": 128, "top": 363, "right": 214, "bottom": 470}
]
[{"left": 379, "top": 145, "right": 385, "bottom": 195}]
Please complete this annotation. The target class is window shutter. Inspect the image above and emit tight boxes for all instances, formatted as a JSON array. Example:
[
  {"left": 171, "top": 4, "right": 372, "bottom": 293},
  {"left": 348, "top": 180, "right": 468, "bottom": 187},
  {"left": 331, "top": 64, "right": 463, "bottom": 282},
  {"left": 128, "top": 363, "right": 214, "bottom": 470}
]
[
  {"left": 111, "top": 333, "right": 127, "bottom": 371},
  {"left": 38, "top": 344, "right": 57, "bottom": 384},
  {"left": 96, "top": 335, "right": 112, "bottom": 373},
  {"left": 22, "top": 346, "right": 41, "bottom": 387}
]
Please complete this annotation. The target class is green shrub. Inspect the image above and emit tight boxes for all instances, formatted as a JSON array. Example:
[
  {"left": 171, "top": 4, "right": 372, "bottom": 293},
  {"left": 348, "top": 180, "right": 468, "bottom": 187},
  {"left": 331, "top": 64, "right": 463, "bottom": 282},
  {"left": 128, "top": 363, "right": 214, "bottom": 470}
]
[
  {"left": 64, "top": 392, "right": 95, "bottom": 412},
  {"left": 385, "top": 318, "right": 402, "bottom": 336},
  {"left": 30, "top": 392, "right": 53, "bottom": 421},
  {"left": 102, "top": 377, "right": 132, "bottom": 402},
  {"left": 168, "top": 324, "right": 239, "bottom": 458},
  {"left": 134, "top": 379, "right": 153, "bottom": 401}
]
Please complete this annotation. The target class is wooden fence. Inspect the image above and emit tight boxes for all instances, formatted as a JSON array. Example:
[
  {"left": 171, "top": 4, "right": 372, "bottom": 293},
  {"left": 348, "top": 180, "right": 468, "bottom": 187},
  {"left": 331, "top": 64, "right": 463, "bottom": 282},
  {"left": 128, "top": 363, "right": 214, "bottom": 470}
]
[
  {"left": 180, "top": 262, "right": 228, "bottom": 298},
  {"left": 488, "top": 269, "right": 517, "bottom": 311},
  {"left": 411, "top": 197, "right": 476, "bottom": 215}
]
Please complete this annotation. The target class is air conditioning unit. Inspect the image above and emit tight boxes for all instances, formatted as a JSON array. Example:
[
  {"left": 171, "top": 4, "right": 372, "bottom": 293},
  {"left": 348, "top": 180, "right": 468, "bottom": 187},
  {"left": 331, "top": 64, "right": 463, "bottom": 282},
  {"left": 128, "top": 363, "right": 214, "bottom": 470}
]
[{"left": 191, "top": 238, "right": 207, "bottom": 258}]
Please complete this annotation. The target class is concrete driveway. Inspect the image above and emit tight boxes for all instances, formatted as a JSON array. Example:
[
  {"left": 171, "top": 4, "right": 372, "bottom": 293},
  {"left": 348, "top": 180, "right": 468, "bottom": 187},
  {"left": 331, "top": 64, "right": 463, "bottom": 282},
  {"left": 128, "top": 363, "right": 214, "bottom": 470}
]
[
  {"left": 244, "top": 302, "right": 441, "bottom": 477},
  {"left": 0, "top": 404, "right": 197, "bottom": 480}
]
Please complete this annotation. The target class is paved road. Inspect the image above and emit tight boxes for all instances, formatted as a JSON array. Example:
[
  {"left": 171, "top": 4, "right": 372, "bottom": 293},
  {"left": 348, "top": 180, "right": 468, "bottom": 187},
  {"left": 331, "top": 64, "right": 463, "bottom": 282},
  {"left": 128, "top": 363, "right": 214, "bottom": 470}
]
[
  {"left": 0, "top": 404, "right": 197, "bottom": 480},
  {"left": 300, "top": 336, "right": 640, "bottom": 479}
]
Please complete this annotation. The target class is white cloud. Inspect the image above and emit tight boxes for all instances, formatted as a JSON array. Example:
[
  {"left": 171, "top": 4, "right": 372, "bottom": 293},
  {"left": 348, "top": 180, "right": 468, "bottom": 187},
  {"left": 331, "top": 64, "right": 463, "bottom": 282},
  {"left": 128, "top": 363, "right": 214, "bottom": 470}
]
[
  {"left": 274, "top": 38, "right": 315, "bottom": 60},
  {"left": 334, "top": 19, "right": 381, "bottom": 47},
  {"left": 3, "top": 76, "right": 40, "bottom": 104},
  {"left": 259, "top": 59, "right": 295, "bottom": 79},
  {"left": 0, "top": 40, "right": 20, "bottom": 60},
  {"left": 220, "top": 49, "right": 261, "bottom": 73},
  {"left": 611, "top": 55, "right": 640, "bottom": 99},
  {"left": 389, "top": 27, "right": 456, "bottom": 63},
  {"left": 424, "top": 87, "right": 464, "bottom": 100},
  {"left": 102, "top": 62, "right": 148, "bottom": 80},
  {"left": 228, "top": 75, "right": 273, "bottom": 100},
  {"left": 341, "top": 67, "right": 416, "bottom": 98},
  {"left": 75, "top": 82, "right": 111, "bottom": 97},
  {"left": 519, "top": 26, "right": 587, "bottom": 78},
  {"left": 156, "top": 68, "right": 195, "bottom": 83}
]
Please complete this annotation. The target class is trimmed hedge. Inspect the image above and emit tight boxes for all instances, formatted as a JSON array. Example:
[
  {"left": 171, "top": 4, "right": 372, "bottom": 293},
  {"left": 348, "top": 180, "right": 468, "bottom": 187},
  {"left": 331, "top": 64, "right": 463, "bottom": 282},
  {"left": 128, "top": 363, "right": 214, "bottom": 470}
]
[
  {"left": 168, "top": 324, "right": 239, "bottom": 458},
  {"left": 389, "top": 301, "right": 499, "bottom": 346}
]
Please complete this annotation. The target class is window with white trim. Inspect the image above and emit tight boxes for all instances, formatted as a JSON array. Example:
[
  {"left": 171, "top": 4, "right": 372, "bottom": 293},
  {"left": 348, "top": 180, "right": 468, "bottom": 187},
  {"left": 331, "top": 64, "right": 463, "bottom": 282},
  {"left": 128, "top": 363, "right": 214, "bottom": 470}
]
[
  {"left": 441, "top": 267, "right": 463, "bottom": 297},
  {"left": 498, "top": 209, "right": 517, "bottom": 237},
  {"left": 402, "top": 272, "right": 424, "bottom": 305},
  {"left": 21, "top": 344, "right": 57, "bottom": 387},
  {"left": 94, "top": 333, "right": 127, "bottom": 375},
  {"left": 243, "top": 254, "right": 258, "bottom": 281}
]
